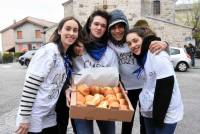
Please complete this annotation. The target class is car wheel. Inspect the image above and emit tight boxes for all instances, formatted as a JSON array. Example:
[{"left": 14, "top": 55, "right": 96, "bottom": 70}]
[
  {"left": 176, "top": 62, "right": 187, "bottom": 72},
  {"left": 25, "top": 60, "right": 30, "bottom": 66}
]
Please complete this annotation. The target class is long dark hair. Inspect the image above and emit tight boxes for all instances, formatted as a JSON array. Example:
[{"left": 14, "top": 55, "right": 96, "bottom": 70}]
[
  {"left": 81, "top": 10, "right": 109, "bottom": 44},
  {"left": 49, "top": 17, "right": 82, "bottom": 58},
  {"left": 127, "top": 26, "right": 156, "bottom": 39}
]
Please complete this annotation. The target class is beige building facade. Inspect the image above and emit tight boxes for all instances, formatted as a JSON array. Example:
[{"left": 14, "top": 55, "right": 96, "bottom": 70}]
[{"left": 0, "top": 17, "right": 55, "bottom": 52}]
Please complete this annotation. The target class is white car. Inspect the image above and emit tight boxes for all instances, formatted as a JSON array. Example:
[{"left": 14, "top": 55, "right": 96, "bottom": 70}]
[{"left": 169, "top": 47, "right": 191, "bottom": 72}]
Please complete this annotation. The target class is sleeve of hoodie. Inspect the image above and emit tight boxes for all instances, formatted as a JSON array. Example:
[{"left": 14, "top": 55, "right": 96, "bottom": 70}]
[{"left": 151, "top": 52, "right": 175, "bottom": 127}]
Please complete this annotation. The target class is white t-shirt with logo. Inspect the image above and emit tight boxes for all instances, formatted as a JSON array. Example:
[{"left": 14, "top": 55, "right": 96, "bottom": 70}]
[
  {"left": 16, "top": 43, "right": 67, "bottom": 132},
  {"left": 139, "top": 51, "right": 183, "bottom": 124},
  {"left": 72, "top": 46, "right": 119, "bottom": 72},
  {"left": 108, "top": 41, "right": 144, "bottom": 90}
]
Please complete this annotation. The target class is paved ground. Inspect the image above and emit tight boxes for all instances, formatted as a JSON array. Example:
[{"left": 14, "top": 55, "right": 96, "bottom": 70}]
[{"left": 0, "top": 59, "right": 200, "bottom": 134}]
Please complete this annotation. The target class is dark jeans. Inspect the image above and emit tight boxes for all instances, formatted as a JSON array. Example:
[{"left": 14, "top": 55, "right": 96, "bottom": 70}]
[
  {"left": 28, "top": 126, "right": 58, "bottom": 134},
  {"left": 121, "top": 89, "right": 146, "bottom": 134},
  {"left": 74, "top": 119, "right": 115, "bottom": 134},
  {"left": 191, "top": 55, "right": 195, "bottom": 66},
  {"left": 56, "top": 88, "right": 76, "bottom": 134},
  {"left": 143, "top": 117, "right": 177, "bottom": 134}
]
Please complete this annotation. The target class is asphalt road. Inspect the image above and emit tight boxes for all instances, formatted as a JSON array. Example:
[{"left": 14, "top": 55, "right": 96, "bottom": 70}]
[{"left": 0, "top": 60, "right": 200, "bottom": 134}]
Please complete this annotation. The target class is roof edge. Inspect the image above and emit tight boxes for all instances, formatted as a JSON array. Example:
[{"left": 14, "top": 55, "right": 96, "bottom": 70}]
[{"left": 144, "top": 16, "right": 193, "bottom": 29}]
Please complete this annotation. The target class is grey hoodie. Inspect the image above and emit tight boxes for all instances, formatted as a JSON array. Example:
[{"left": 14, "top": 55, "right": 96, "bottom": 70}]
[
  {"left": 108, "top": 9, "right": 129, "bottom": 44},
  {"left": 108, "top": 9, "right": 129, "bottom": 33}
]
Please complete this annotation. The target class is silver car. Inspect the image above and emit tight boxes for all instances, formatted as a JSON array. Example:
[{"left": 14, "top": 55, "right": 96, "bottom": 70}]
[
  {"left": 169, "top": 47, "right": 191, "bottom": 72},
  {"left": 18, "top": 50, "right": 36, "bottom": 66}
]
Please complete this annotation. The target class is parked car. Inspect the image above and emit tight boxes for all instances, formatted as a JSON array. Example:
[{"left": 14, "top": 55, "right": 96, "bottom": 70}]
[
  {"left": 169, "top": 47, "right": 191, "bottom": 72},
  {"left": 18, "top": 50, "right": 36, "bottom": 66}
]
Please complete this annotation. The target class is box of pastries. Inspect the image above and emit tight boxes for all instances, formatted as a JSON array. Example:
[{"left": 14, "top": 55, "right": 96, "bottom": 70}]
[{"left": 69, "top": 67, "right": 134, "bottom": 122}]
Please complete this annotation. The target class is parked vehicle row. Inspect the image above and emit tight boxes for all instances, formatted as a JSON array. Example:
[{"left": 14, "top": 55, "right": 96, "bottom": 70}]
[{"left": 17, "top": 47, "right": 191, "bottom": 72}]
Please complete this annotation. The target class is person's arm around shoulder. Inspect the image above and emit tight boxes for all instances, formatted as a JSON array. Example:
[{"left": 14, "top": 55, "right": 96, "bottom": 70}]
[{"left": 149, "top": 41, "right": 169, "bottom": 54}]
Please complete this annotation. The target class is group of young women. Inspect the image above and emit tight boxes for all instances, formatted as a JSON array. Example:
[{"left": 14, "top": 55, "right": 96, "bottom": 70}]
[{"left": 15, "top": 9, "right": 183, "bottom": 134}]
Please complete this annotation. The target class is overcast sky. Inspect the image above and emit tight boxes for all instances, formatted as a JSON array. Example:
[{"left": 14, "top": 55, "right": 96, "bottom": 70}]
[
  {"left": 0, "top": 0, "right": 187, "bottom": 51},
  {"left": 0, "top": 0, "right": 67, "bottom": 51}
]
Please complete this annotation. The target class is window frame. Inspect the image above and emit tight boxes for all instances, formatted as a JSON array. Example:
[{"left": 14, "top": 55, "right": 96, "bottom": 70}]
[
  {"left": 153, "top": 0, "right": 160, "bottom": 15},
  {"left": 17, "top": 31, "right": 23, "bottom": 39},
  {"left": 35, "top": 30, "right": 41, "bottom": 38}
]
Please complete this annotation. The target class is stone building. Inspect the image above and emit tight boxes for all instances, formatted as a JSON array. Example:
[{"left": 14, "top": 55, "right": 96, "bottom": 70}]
[{"left": 46, "top": 0, "right": 193, "bottom": 47}]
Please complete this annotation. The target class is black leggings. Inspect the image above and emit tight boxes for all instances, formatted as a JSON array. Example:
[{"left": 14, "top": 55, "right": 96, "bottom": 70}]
[
  {"left": 56, "top": 87, "right": 76, "bottom": 134},
  {"left": 121, "top": 89, "right": 146, "bottom": 134},
  {"left": 28, "top": 126, "right": 58, "bottom": 134}
]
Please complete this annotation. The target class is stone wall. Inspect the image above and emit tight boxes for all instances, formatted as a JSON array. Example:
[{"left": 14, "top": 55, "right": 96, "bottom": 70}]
[
  {"left": 64, "top": 0, "right": 141, "bottom": 26},
  {"left": 159, "top": 0, "right": 176, "bottom": 23},
  {"left": 61, "top": 0, "right": 192, "bottom": 48},
  {"left": 142, "top": 17, "right": 192, "bottom": 47}
]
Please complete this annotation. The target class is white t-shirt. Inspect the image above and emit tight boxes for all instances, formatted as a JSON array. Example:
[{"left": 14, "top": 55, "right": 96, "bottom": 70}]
[
  {"left": 72, "top": 46, "right": 119, "bottom": 72},
  {"left": 139, "top": 51, "right": 183, "bottom": 124},
  {"left": 16, "top": 43, "right": 67, "bottom": 132},
  {"left": 108, "top": 41, "right": 144, "bottom": 90}
]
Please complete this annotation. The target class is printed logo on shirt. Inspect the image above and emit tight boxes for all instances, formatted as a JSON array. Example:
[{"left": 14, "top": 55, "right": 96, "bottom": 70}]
[
  {"left": 149, "top": 71, "right": 156, "bottom": 78},
  {"left": 48, "top": 73, "right": 65, "bottom": 99},
  {"left": 84, "top": 60, "right": 105, "bottom": 68},
  {"left": 118, "top": 52, "right": 135, "bottom": 65}
]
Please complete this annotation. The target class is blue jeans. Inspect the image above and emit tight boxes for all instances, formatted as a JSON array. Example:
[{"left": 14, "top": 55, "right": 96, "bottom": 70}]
[
  {"left": 74, "top": 119, "right": 115, "bottom": 134},
  {"left": 143, "top": 117, "right": 177, "bottom": 134}
]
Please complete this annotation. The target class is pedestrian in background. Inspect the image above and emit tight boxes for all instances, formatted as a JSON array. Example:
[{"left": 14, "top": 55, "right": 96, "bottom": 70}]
[
  {"left": 184, "top": 45, "right": 190, "bottom": 54},
  {"left": 15, "top": 16, "right": 82, "bottom": 134},
  {"left": 188, "top": 43, "right": 196, "bottom": 67}
]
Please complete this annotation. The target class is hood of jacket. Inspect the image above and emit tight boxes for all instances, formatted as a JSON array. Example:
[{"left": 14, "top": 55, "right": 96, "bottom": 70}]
[{"left": 108, "top": 9, "right": 129, "bottom": 45}]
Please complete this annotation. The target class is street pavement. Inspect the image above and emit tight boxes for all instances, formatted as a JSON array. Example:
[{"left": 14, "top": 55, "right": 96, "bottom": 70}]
[{"left": 0, "top": 59, "right": 200, "bottom": 134}]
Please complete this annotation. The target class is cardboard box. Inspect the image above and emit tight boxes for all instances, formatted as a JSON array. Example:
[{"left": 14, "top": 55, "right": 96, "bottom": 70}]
[{"left": 69, "top": 85, "right": 134, "bottom": 122}]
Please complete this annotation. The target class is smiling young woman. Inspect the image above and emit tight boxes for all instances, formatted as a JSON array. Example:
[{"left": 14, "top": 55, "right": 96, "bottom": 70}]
[{"left": 15, "top": 17, "right": 82, "bottom": 134}]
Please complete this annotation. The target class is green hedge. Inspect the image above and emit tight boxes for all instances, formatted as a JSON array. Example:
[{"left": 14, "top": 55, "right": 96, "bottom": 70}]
[
  {"left": 2, "top": 52, "right": 14, "bottom": 63},
  {"left": 0, "top": 52, "right": 24, "bottom": 63},
  {"left": 14, "top": 52, "right": 23, "bottom": 58}
]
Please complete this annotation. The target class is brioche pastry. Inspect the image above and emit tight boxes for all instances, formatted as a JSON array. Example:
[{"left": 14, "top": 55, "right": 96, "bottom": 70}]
[
  {"left": 77, "top": 84, "right": 90, "bottom": 96},
  {"left": 113, "top": 87, "right": 121, "bottom": 94},
  {"left": 90, "top": 85, "right": 100, "bottom": 95},
  {"left": 85, "top": 95, "right": 94, "bottom": 102},
  {"left": 103, "top": 87, "right": 114, "bottom": 95},
  {"left": 119, "top": 99, "right": 127, "bottom": 105},
  {"left": 76, "top": 92, "right": 85, "bottom": 103},
  {"left": 116, "top": 93, "right": 124, "bottom": 100},
  {"left": 109, "top": 101, "right": 120, "bottom": 108},
  {"left": 97, "top": 100, "right": 108, "bottom": 108}
]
